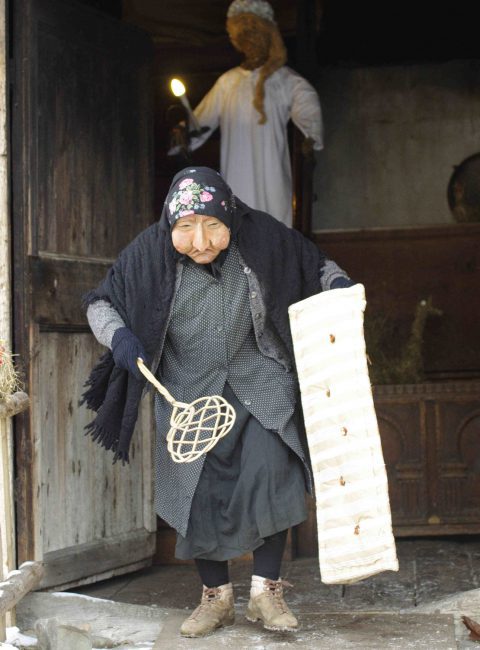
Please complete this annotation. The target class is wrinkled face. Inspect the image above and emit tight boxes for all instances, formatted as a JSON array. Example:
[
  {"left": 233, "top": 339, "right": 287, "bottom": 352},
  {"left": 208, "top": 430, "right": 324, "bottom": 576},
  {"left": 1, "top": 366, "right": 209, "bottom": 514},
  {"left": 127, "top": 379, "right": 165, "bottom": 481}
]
[
  {"left": 226, "top": 14, "right": 271, "bottom": 68},
  {"left": 171, "top": 214, "right": 231, "bottom": 264}
]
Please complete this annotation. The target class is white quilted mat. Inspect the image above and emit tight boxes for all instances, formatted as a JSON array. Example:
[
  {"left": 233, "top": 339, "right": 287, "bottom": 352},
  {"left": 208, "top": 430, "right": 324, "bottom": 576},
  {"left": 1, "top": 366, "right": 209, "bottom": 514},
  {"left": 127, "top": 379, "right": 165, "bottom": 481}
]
[{"left": 289, "top": 284, "right": 398, "bottom": 584}]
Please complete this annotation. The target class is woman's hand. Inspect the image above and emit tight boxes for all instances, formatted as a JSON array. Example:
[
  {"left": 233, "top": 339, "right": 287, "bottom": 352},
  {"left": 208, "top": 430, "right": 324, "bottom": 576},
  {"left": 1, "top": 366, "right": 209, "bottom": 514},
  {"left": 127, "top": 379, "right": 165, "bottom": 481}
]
[
  {"left": 330, "top": 277, "right": 356, "bottom": 289},
  {"left": 111, "top": 327, "right": 147, "bottom": 380}
]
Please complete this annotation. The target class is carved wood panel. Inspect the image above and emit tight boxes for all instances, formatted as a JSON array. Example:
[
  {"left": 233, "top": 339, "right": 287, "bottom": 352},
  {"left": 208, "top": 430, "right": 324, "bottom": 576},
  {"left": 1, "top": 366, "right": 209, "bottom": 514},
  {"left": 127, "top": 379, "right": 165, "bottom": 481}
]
[
  {"left": 373, "top": 383, "right": 480, "bottom": 535},
  {"left": 435, "top": 398, "right": 480, "bottom": 522},
  {"left": 295, "top": 381, "right": 480, "bottom": 556},
  {"left": 375, "top": 400, "right": 428, "bottom": 525}
]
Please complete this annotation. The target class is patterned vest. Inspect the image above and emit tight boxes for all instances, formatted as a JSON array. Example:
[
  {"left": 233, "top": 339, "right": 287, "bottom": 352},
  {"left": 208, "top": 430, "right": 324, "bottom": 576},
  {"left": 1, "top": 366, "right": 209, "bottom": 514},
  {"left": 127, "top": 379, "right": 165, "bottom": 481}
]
[{"left": 154, "top": 242, "right": 309, "bottom": 535}]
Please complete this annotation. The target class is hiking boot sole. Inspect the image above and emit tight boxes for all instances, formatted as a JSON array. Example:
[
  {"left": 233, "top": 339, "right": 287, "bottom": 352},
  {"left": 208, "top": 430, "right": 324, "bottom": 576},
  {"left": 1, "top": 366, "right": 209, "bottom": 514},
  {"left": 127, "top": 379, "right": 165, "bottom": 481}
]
[{"left": 246, "top": 613, "right": 298, "bottom": 632}]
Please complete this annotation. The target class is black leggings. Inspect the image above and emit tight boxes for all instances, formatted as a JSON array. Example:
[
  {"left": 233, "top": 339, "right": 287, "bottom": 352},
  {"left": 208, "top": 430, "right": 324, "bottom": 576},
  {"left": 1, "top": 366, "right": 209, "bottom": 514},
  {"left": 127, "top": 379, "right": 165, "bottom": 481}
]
[{"left": 195, "top": 529, "right": 288, "bottom": 588}]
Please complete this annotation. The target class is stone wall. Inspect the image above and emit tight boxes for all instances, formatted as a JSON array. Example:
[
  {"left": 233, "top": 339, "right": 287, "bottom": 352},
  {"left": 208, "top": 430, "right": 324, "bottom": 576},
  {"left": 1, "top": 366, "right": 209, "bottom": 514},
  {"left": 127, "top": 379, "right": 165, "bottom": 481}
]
[{"left": 313, "top": 60, "right": 480, "bottom": 230}]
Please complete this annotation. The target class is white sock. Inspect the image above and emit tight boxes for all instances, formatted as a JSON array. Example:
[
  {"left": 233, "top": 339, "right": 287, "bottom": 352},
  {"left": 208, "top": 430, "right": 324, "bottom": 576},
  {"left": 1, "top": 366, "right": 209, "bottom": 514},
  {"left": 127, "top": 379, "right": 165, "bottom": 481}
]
[{"left": 251, "top": 574, "right": 279, "bottom": 598}]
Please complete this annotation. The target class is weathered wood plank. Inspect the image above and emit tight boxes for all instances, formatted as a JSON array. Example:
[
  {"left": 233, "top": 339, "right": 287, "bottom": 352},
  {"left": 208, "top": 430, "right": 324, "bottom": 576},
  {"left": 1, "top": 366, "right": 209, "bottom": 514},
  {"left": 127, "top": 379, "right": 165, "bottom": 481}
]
[
  {"left": 12, "top": 0, "right": 41, "bottom": 564},
  {"left": 39, "top": 529, "right": 155, "bottom": 590},
  {"left": 0, "top": 0, "right": 14, "bottom": 632},
  {"left": 12, "top": 0, "right": 155, "bottom": 585},
  {"left": 36, "top": 333, "right": 155, "bottom": 559},
  {"left": 0, "top": 521, "right": 4, "bottom": 641},
  {"left": 0, "top": 0, "right": 9, "bottom": 351},
  {"left": 35, "top": 7, "right": 153, "bottom": 258},
  {"left": 0, "top": 418, "right": 16, "bottom": 580},
  {"left": 30, "top": 256, "right": 112, "bottom": 329}
]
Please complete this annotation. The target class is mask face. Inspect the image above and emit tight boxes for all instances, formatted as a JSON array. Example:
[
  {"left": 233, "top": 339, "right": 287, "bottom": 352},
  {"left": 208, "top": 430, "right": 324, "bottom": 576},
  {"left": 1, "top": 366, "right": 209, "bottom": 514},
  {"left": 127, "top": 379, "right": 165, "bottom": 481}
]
[
  {"left": 227, "top": 15, "right": 271, "bottom": 68},
  {"left": 171, "top": 214, "right": 231, "bottom": 264}
]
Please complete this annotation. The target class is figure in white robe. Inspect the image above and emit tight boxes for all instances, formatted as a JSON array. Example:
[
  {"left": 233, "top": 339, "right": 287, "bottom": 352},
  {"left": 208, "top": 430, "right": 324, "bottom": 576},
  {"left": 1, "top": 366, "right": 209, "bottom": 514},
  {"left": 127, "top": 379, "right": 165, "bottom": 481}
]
[
  {"left": 169, "top": 0, "right": 324, "bottom": 228},
  {"left": 188, "top": 65, "right": 323, "bottom": 227}
]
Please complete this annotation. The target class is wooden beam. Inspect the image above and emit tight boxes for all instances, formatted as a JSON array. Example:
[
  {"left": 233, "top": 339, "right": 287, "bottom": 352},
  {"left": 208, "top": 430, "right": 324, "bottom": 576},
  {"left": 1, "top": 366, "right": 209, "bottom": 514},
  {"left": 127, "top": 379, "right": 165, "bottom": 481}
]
[
  {"left": 39, "top": 529, "right": 155, "bottom": 590},
  {"left": 0, "top": 524, "right": 4, "bottom": 640},
  {"left": 291, "top": 126, "right": 315, "bottom": 236},
  {"left": 0, "top": 0, "right": 15, "bottom": 620},
  {"left": 0, "top": 418, "right": 16, "bottom": 580},
  {"left": 0, "top": 392, "right": 29, "bottom": 593},
  {"left": 0, "top": 0, "right": 13, "bottom": 636},
  {"left": 0, "top": 375, "right": 28, "bottom": 633},
  {"left": 0, "top": 0, "right": 10, "bottom": 345},
  {"left": 0, "top": 561, "right": 44, "bottom": 618},
  {"left": 0, "top": 392, "right": 29, "bottom": 419}
]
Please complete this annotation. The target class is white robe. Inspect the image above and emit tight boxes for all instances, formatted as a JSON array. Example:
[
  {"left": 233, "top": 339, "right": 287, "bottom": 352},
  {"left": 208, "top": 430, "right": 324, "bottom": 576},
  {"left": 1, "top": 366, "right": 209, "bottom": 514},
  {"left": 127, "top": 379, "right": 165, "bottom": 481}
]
[{"left": 189, "top": 66, "right": 324, "bottom": 227}]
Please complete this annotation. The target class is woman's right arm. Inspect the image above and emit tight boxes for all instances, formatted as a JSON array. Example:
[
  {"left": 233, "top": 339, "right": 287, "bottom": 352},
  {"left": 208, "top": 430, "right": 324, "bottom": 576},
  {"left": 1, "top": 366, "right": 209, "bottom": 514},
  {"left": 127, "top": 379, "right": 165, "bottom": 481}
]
[
  {"left": 87, "top": 300, "right": 147, "bottom": 380},
  {"left": 86, "top": 299, "right": 126, "bottom": 349}
]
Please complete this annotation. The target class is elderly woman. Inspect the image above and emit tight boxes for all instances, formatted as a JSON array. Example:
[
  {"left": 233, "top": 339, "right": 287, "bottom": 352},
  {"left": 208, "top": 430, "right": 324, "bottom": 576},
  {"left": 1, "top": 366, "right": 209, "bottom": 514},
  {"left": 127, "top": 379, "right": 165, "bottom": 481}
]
[{"left": 83, "top": 167, "right": 353, "bottom": 638}]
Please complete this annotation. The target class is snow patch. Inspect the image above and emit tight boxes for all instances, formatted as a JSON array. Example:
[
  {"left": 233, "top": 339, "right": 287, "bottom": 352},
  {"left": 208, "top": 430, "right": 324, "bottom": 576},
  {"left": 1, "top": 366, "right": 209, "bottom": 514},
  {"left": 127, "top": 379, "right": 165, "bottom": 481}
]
[
  {"left": 5, "top": 627, "right": 37, "bottom": 647},
  {"left": 50, "top": 591, "right": 116, "bottom": 604}
]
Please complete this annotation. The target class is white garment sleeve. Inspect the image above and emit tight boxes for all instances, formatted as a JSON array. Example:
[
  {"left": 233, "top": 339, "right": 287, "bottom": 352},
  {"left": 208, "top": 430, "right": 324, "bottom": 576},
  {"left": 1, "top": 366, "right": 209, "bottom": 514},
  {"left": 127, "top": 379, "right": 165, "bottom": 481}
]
[
  {"left": 187, "top": 79, "right": 224, "bottom": 151},
  {"left": 87, "top": 299, "right": 126, "bottom": 349},
  {"left": 290, "top": 74, "right": 324, "bottom": 150}
]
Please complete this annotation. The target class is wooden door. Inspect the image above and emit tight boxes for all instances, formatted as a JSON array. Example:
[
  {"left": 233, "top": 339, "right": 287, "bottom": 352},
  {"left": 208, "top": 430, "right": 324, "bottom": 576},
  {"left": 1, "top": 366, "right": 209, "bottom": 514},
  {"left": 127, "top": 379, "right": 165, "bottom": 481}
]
[{"left": 11, "top": 0, "right": 156, "bottom": 588}]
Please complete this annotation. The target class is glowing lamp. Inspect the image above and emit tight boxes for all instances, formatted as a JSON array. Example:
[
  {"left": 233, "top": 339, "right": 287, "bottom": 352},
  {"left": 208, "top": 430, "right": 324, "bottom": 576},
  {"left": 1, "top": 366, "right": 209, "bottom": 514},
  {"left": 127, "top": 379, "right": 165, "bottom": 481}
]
[
  {"left": 169, "top": 77, "right": 201, "bottom": 133},
  {"left": 170, "top": 78, "right": 186, "bottom": 97}
]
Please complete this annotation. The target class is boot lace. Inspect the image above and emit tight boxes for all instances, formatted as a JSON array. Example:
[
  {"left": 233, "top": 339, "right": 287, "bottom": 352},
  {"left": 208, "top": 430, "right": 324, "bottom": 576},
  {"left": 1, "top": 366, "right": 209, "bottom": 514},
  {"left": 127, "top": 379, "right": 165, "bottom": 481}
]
[
  {"left": 191, "top": 587, "right": 222, "bottom": 619},
  {"left": 263, "top": 579, "right": 293, "bottom": 614}
]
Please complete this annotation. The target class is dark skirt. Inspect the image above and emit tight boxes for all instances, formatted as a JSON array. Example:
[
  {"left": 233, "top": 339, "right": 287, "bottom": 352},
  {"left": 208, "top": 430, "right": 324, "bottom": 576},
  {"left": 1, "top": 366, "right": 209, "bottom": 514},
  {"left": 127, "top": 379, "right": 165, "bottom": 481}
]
[{"left": 175, "top": 383, "right": 308, "bottom": 561}]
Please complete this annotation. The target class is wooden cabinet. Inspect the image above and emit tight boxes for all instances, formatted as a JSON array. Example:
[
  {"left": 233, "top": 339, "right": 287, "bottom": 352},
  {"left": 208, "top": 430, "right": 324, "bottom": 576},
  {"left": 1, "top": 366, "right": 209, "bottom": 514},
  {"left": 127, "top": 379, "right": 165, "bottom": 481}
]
[{"left": 375, "top": 381, "right": 480, "bottom": 536}]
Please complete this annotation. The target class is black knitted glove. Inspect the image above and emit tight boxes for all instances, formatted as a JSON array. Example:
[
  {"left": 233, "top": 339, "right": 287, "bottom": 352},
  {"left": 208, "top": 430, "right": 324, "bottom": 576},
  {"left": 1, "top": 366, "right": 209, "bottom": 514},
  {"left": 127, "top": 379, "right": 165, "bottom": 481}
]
[
  {"left": 111, "top": 327, "right": 147, "bottom": 380},
  {"left": 330, "top": 277, "right": 356, "bottom": 289}
]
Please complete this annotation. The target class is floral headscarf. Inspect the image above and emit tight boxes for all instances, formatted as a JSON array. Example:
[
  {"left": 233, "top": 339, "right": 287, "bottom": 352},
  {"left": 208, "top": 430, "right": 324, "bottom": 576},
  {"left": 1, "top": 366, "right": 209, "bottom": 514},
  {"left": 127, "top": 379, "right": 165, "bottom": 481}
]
[{"left": 165, "top": 167, "right": 236, "bottom": 229}]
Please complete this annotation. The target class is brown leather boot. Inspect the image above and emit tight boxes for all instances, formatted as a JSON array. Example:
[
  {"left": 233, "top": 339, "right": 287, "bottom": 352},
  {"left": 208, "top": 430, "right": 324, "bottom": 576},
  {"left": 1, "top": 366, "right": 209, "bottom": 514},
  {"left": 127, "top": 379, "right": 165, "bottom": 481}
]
[
  {"left": 180, "top": 583, "right": 235, "bottom": 638},
  {"left": 246, "top": 578, "right": 298, "bottom": 631}
]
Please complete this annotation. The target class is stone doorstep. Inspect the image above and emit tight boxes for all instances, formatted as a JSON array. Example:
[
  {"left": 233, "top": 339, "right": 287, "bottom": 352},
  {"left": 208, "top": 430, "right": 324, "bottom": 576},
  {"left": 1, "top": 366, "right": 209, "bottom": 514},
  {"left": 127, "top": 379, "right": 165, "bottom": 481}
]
[
  {"left": 155, "top": 611, "right": 457, "bottom": 649},
  {"left": 14, "top": 591, "right": 467, "bottom": 650}
]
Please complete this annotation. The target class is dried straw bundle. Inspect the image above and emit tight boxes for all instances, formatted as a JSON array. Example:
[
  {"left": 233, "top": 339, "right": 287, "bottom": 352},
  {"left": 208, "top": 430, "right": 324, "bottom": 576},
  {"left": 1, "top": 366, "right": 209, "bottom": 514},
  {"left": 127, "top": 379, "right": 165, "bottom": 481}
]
[{"left": 0, "top": 340, "right": 23, "bottom": 400}]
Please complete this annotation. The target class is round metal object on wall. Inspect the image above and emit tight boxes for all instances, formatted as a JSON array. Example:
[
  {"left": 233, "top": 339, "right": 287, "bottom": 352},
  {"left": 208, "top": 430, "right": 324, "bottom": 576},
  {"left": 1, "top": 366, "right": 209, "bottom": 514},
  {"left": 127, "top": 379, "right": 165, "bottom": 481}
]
[{"left": 448, "top": 153, "right": 480, "bottom": 222}]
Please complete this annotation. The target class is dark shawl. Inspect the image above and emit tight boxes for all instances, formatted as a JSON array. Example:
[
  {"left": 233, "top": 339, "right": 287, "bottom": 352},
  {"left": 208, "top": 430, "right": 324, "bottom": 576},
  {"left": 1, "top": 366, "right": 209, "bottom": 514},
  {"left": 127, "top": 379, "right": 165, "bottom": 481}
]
[{"left": 81, "top": 199, "right": 327, "bottom": 463}]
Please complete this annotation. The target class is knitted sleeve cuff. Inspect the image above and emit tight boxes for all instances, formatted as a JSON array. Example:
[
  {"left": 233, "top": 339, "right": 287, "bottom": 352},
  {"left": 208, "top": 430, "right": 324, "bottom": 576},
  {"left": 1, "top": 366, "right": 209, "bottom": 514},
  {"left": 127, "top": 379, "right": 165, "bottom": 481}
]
[
  {"left": 320, "top": 260, "right": 354, "bottom": 291},
  {"left": 86, "top": 299, "right": 127, "bottom": 349}
]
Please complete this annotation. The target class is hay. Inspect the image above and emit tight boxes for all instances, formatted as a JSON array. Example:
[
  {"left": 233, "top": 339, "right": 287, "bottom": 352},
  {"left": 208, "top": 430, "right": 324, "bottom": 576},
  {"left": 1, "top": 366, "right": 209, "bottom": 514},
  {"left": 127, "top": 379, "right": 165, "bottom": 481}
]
[
  {"left": 0, "top": 340, "right": 23, "bottom": 400},
  {"left": 364, "top": 298, "right": 442, "bottom": 385}
]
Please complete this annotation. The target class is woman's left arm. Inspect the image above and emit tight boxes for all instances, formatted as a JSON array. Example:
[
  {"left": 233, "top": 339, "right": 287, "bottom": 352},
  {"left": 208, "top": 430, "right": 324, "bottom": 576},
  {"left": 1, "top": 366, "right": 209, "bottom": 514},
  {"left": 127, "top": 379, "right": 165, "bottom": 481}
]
[{"left": 320, "top": 259, "right": 356, "bottom": 291}]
